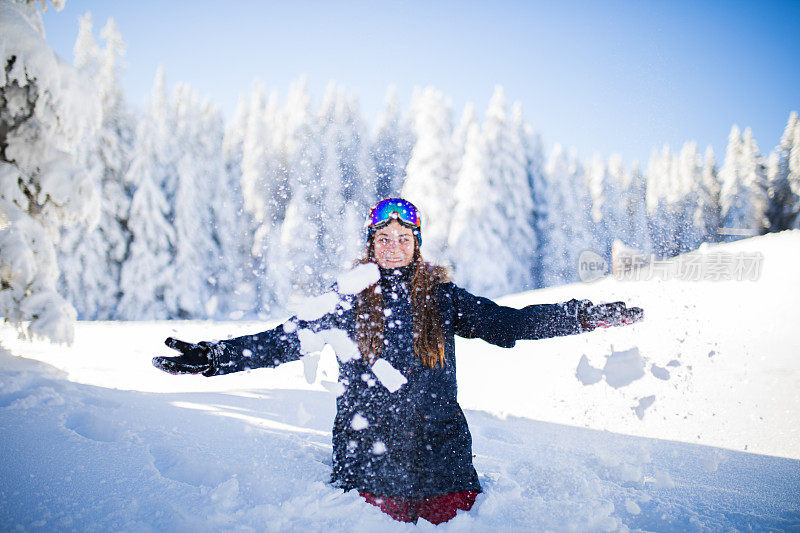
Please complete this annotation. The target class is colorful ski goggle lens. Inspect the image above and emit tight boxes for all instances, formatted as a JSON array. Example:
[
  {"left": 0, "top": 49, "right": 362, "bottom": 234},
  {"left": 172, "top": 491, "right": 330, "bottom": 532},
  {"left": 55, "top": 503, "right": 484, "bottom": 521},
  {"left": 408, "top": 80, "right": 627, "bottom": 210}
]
[{"left": 367, "top": 198, "right": 421, "bottom": 228}]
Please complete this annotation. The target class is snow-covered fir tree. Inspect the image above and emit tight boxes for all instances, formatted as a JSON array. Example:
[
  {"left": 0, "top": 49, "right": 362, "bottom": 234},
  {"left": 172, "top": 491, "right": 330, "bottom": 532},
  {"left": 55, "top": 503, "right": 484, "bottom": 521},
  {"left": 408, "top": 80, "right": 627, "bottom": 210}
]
[
  {"left": 646, "top": 145, "right": 683, "bottom": 256},
  {"left": 0, "top": 0, "right": 99, "bottom": 342},
  {"left": 240, "top": 84, "right": 289, "bottom": 315},
  {"left": 675, "top": 142, "right": 704, "bottom": 252},
  {"left": 513, "top": 102, "right": 546, "bottom": 287},
  {"left": 537, "top": 145, "right": 594, "bottom": 286},
  {"left": 602, "top": 154, "right": 630, "bottom": 255},
  {"left": 449, "top": 87, "right": 533, "bottom": 295},
  {"left": 117, "top": 67, "right": 174, "bottom": 319},
  {"left": 281, "top": 78, "right": 326, "bottom": 295},
  {"left": 203, "top": 100, "right": 252, "bottom": 319},
  {"left": 319, "top": 83, "right": 376, "bottom": 269},
  {"left": 402, "top": 86, "right": 457, "bottom": 264},
  {"left": 373, "top": 86, "right": 413, "bottom": 199},
  {"left": 719, "top": 125, "right": 768, "bottom": 240},
  {"left": 59, "top": 14, "right": 133, "bottom": 320},
  {"left": 162, "top": 84, "right": 216, "bottom": 318},
  {"left": 766, "top": 112, "right": 800, "bottom": 231},
  {"left": 692, "top": 146, "right": 721, "bottom": 246},
  {"left": 622, "top": 162, "right": 652, "bottom": 254}
]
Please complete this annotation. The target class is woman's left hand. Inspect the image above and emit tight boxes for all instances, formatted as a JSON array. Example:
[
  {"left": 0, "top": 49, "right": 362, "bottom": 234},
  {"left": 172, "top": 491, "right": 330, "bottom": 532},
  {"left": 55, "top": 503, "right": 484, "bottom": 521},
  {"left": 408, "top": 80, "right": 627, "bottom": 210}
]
[{"left": 579, "top": 301, "right": 643, "bottom": 330}]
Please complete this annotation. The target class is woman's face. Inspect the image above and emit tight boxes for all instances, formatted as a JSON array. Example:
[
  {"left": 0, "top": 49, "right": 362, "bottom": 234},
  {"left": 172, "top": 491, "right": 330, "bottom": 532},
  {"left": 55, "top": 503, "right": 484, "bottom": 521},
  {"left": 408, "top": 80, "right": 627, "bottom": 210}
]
[{"left": 372, "top": 220, "right": 416, "bottom": 268}]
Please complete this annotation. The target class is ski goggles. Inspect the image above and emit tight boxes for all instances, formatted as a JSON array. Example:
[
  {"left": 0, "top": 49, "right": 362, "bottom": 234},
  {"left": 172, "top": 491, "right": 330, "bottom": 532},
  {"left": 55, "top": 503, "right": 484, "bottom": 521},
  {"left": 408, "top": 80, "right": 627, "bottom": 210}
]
[{"left": 366, "top": 198, "right": 422, "bottom": 244}]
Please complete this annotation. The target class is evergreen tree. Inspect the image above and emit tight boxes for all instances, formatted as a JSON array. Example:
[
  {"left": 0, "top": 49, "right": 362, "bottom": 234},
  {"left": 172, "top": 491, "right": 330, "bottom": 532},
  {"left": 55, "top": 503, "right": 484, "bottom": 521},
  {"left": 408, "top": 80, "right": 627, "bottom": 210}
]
[
  {"left": 240, "top": 84, "right": 289, "bottom": 314},
  {"left": 719, "top": 125, "right": 768, "bottom": 240},
  {"left": 373, "top": 86, "right": 412, "bottom": 199},
  {"left": 163, "top": 84, "right": 215, "bottom": 318},
  {"left": 693, "top": 146, "right": 721, "bottom": 245},
  {"left": 59, "top": 14, "right": 133, "bottom": 320},
  {"left": 514, "top": 102, "right": 546, "bottom": 287},
  {"left": 623, "top": 162, "right": 652, "bottom": 254},
  {"left": 449, "top": 86, "right": 533, "bottom": 295},
  {"left": 0, "top": 0, "right": 100, "bottom": 342},
  {"left": 537, "top": 145, "right": 594, "bottom": 286},
  {"left": 767, "top": 112, "right": 800, "bottom": 231},
  {"left": 402, "top": 87, "right": 456, "bottom": 263},
  {"left": 281, "top": 78, "right": 325, "bottom": 295},
  {"left": 117, "top": 67, "right": 174, "bottom": 319},
  {"left": 676, "top": 142, "right": 703, "bottom": 252}
]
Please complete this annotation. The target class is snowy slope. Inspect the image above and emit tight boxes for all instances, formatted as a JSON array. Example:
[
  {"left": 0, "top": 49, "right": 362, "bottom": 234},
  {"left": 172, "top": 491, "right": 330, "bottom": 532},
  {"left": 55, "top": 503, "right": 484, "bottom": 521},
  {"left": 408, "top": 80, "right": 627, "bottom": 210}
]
[{"left": 1, "top": 231, "right": 799, "bottom": 531}]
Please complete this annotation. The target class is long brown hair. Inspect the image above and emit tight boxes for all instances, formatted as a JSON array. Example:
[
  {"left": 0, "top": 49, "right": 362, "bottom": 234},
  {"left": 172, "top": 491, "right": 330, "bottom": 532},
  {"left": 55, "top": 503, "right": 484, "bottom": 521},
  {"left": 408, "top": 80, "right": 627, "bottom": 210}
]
[{"left": 354, "top": 238, "right": 450, "bottom": 369}]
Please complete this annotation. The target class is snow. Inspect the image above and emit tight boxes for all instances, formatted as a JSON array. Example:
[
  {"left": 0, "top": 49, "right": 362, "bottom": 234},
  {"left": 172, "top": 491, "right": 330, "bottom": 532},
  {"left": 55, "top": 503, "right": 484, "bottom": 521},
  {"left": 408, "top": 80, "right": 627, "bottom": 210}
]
[
  {"left": 336, "top": 263, "right": 379, "bottom": 295},
  {"left": 1, "top": 232, "right": 799, "bottom": 530},
  {"left": 370, "top": 358, "right": 408, "bottom": 393}
]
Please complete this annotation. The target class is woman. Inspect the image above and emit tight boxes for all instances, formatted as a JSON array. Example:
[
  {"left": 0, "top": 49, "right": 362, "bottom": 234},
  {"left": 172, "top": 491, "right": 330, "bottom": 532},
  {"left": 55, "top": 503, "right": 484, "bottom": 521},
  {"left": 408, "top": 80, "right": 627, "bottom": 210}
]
[{"left": 153, "top": 197, "right": 643, "bottom": 524}]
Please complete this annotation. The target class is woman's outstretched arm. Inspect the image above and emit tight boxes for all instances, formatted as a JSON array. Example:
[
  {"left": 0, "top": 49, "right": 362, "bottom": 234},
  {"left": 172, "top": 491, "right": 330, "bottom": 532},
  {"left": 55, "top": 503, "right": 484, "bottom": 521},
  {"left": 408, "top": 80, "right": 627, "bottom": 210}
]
[
  {"left": 154, "top": 307, "right": 350, "bottom": 376},
  {"left": 443, "top": 282, "right": 641, "bottom": 348}
]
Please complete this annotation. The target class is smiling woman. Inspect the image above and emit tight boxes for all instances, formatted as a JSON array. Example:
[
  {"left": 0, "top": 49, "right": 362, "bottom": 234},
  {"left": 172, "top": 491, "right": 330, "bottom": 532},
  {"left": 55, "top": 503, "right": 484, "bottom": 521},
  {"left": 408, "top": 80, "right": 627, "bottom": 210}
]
[{"left": 153, "top": 197, "right": 644, "bottom": 524}]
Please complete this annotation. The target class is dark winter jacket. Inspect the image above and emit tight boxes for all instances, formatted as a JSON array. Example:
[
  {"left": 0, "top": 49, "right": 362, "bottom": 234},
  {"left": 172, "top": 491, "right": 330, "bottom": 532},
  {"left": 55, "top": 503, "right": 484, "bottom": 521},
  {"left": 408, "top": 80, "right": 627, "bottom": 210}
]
[{"left": 206, "top": 266, "right": 586, "bottom": 499}]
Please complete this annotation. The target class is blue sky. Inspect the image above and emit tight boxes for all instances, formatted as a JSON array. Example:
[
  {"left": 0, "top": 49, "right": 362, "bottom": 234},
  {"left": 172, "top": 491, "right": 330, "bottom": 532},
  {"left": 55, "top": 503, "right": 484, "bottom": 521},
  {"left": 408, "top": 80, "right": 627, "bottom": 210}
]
[{"left": 43, "top": 1, "right": 800, "bottom": 167}]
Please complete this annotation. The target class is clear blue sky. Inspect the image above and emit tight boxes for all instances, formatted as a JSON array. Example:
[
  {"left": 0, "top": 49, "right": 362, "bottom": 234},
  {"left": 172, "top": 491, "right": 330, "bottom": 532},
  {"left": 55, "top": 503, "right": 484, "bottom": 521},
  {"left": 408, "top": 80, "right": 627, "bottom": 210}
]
[{"left": 42, "top": 1, "right": 800, "bottom": 167}]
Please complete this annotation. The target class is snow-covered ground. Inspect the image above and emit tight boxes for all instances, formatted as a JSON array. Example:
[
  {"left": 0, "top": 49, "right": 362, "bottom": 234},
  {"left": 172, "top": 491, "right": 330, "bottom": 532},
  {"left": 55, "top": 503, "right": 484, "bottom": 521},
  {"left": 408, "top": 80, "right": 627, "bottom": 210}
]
[{"left": 2, "top": 232, "right": 799, "bottom": 531}]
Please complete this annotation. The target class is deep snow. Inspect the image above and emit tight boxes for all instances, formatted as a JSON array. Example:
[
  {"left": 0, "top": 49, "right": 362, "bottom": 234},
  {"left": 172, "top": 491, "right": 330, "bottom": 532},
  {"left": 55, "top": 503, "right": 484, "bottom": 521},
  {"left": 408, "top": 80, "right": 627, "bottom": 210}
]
[{"left": 1, "top": 232, "right": 799, "bottom": 531}]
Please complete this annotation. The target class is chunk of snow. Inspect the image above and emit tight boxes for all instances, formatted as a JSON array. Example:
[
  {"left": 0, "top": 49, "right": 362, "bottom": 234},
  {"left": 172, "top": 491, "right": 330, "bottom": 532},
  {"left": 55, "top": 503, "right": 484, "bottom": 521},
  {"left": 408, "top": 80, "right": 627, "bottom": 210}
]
[
  {"left": 321, "top": 328, "right": 360, "bottom": 363},
  {"left": 336, "top": 263, "right": 379, "bottom": 295},
  {"left": 576, "top": 355, "right": 603, "bottom": 385},
  {"left": 650, "top": 364, "right": 670, "bottom": 380},
  {"left": 371, "top": 441, "right": 387, "bottom": 455},
  {"left": 301, "top": 352, "right": 320, "bottom": 384},
  {"left": 371, "top": 358, "right": 408, "bottom": 393},
  {"left": 350, "top": 413, "right": 368, "bottom": 431},
  {"left": 632, "top": 395, "right": 656, "bottom": 420},
  {"left": 288, "top": 292, "right": 341, "bottom": 321},
  {"left": 297, "top": 329, "right": 325, "bottom": 355},
  {"left": 602, "top": 347, "right": 645, "bottom": 389},
  {"left": 321, "top": 380, "right": 346, "bottom": 397}
]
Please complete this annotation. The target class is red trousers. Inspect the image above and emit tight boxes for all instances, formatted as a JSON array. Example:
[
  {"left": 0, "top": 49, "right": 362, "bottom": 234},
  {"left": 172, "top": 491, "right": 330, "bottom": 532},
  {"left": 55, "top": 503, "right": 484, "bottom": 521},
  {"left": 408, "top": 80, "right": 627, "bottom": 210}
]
[{"left": 360, "top": 490, "right": 478, "bottom": 524}]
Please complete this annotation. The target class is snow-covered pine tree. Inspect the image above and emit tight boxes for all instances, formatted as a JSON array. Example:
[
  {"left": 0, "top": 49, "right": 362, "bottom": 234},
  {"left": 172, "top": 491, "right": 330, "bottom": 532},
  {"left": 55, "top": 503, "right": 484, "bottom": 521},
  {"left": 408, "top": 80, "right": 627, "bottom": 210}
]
[
  {"left": 373, "top": 86, "right": 413, "bottom": 199},
  {"left": 623, "top": 161, "right": 652, "bottom": 254},
  {"left": 59, "top": 14, "right": 133, "bottom": 320},
  {"left": 1, "top": 0, "right": 100, "bottom": 342},
  {"left": 281, "top": 78, "right": 325, "bottom": 296},
  {"left": 240, "top": 84, "right": 289, "bottom": 315},
  {"left": 513, "top": 102, "right": 545, "bottom": 288},
  {"left": 449, "top": 86, "right": 533, "bottom": 295},
  {"left": 791, "top": 121, "right": 800, "bottom": 229},
  {"left": 317, "top": 83, "right": 350, "bottom": 281},
  {"left": 320, "top": 83, "right": 376, "bottom": 268},
  {"left": 646, "top": 145, "right": 682, "bottom": 257},
  {"left": 163, "top": 84, "right": 216, "bottom": 318},
  {"left": 675, "top": 142, "right": 704, "bottom": 252},
  {"left": 603, "top": 154, "right": 630, "bottom": 254},
  {"left": 402, "top": 86, "right": 456, "bottom": 264},
  {"left": 452, "top": 102, "right": 477, "bottom": 180},
  {"left": 483, "top": 88, "right": 535, "bottom": 291},
  {"left": 202, "top": 99, "right": 251, "bottom": 319},
  {"left": 766, "top": 112, "right": 800, "bottom": 231},
  {"left": 693, "top": 146, "right": 721, "bottom": 246},
  {"left": 719, "top": 125, "right": 768, "bottom": 240},
  {"left": 537, "top": 145, "right": 594, "bottom": 286},
  {"left": 117, "top": 67, "right": 175, "bottom": 319}
]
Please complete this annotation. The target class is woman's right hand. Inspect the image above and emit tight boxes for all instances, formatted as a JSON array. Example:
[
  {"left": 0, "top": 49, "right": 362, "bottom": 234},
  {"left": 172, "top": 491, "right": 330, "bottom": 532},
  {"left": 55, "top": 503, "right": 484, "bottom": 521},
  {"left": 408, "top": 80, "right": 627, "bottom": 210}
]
[{"left": 152, "top": 337, "right": 213, "bottom": 375}]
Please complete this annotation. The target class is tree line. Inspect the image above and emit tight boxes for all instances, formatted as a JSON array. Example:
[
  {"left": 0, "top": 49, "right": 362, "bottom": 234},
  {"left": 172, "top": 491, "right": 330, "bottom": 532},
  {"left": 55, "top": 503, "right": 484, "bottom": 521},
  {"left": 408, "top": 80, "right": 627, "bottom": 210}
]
[{"left": 2, "top": 6, "right": 799, "bottom": 342}]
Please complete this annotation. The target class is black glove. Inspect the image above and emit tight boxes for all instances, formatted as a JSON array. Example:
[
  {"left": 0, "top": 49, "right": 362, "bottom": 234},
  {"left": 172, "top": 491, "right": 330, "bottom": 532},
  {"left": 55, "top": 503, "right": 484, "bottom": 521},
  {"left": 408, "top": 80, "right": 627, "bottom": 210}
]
[
  {"left": 152, "top": 337, "right": 214, "bottom": 375},
  {"left": 578, "top": 301, "right": 644, "bottom": 331}
]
